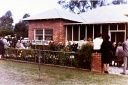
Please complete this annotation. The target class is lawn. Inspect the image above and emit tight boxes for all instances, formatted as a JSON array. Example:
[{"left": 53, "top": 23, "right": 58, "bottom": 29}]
[{"left": 0, "top": 60, "right": 128, "bottom": 85}]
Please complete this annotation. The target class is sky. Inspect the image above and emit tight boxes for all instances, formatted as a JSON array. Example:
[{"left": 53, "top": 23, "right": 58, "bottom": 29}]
[{"left": 0, "top": 0, "right": 61, "bottom": 24}]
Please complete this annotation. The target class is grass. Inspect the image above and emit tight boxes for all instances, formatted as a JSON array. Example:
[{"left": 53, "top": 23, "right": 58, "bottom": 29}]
[{"left": 0, "top": 60, "right": 128, "bottom": 85}]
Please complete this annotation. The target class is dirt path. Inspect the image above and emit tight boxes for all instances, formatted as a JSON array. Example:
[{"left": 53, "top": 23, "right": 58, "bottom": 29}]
[{"left": 0, "top": 70, "right": 25, "bottom": 85}]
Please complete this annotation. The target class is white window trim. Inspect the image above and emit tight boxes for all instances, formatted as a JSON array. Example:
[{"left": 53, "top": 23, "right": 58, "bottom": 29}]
[{"left": 34, "top": 29, "right": 53, "bottom": 41}]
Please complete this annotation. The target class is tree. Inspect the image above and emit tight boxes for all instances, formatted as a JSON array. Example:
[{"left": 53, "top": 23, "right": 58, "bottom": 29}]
[
  {"left": 14, "top": 13, "right": 30, "bottom": 38},
  {"left": 0, "top": 27, "right": 14, "bottom": 36},
  {"left": 0, "top": 10, "right": 13, "bottom": 29},
  {"left": 58, "top": 0, "right": 128, "bottom": 14},
  {"left": 23, "top": 13, "right": 30, "bottom": 19},
  {"left": 22, "top": 13, "right": 30, "bottom": 29}
]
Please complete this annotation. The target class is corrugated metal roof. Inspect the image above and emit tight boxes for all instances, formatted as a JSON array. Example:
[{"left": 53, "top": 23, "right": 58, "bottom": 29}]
[
  {"left": 23, "top": 5, "right": 128, "bottom": 24},
  {"left": 23, "top": 8, "right": 86, "bottom": 23},
  {"left": 80, "top": 4, "right": 128, "bottom": 23}
]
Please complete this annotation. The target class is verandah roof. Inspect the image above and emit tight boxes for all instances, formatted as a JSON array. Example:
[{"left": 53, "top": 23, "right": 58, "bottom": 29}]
[{"left": 80, "top": 4, "right": 128, "bottom": 23}]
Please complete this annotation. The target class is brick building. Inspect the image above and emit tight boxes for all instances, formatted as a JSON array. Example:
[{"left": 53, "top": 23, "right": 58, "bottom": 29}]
[{"left": 24, "top": 4, "right": 128, "bottom": 45}]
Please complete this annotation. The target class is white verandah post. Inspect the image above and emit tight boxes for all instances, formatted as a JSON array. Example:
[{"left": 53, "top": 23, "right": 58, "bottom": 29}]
[{"left": 72, "top": 26, "right": 74, "bottom": 43}]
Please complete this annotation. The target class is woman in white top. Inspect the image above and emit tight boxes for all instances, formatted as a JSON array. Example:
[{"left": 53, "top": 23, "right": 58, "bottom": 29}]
[
  {"left": 15, "top": 40, "right": 25, "bottom": 49},
  {"left": 93, "top": 33, "right": 103, "bottom": 53}
]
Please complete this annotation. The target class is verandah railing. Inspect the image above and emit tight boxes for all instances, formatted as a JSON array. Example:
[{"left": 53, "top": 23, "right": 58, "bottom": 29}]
[{"left": 4, "top": 48, "right": 91, "bottom": 69}]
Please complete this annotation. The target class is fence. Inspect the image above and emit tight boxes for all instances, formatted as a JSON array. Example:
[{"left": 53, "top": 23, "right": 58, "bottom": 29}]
[{"left": 4, "top": 48, "right": 91, "bottom": 70}]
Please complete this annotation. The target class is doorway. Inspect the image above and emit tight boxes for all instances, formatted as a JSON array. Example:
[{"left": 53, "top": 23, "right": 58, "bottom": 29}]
[{"left": 110, "top": 32, "right": 125, "bottom": 44}]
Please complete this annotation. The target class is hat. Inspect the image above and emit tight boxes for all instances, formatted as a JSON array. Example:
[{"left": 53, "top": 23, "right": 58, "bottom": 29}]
[
  {"left": 4, "top": 36, "right": 8, "bottom": 38},
  {"left": 118, "top": 42, "right": 122, "bottom": 46},
  {"left": 113, "top": 42, "right": 116, "bottom": 45},
  {"left": 88, "top": 38, "right": 92, "bottom": 41}
]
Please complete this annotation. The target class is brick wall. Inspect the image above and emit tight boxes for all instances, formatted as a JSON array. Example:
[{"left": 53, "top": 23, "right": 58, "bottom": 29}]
[
  {"left": 91, "top": 53, "right": 103, "bottom": 73},
  {"left": 28, "top": 19, "right": 70, "bottom": 44}
]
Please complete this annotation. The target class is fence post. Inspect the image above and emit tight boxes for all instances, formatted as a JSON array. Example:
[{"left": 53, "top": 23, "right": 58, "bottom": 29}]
[
  {"left": 38, "top": 50, "right": 41, "bottom": 79},
  {"left": 16, "top": 49, "right": 18, "bottom": 58},
  {"left": 43, "top": 51, "right": 45, "bottom": 64},
  {"left": 70, "top": 52, "right": 75, "bottom": 66},
  {"left": 34, "top": 49, "right": 37, "bottom": 63},
  {"left": 91, "top": 53, "right": 103, "bottom": 73}
]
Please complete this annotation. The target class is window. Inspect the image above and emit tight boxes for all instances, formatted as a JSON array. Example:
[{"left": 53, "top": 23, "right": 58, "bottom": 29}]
[
  {"left": 45, "top": 29, "right": 53, "bottom": 40},
  {"left": 35, "top": 29, "right": 53, "bottom": 40},
  {"left": 35, "top": 30, "right": 43, "bottom": 40}
]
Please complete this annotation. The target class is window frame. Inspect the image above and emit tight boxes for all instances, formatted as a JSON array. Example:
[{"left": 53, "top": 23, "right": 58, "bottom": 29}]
[{"left": 34, "top": 29, "right": 53, "bottom": 41}]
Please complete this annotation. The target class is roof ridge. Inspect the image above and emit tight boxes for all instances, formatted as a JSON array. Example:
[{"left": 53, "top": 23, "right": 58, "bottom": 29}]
[{"left": 77, "top": 14, "right": 86, "bottom": 22}]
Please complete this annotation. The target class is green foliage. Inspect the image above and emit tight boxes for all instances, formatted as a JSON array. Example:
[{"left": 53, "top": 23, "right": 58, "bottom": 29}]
[
  {"left": 31, "top": 43, "right": 64, "bottom": 51},
  {"left": 23, "top": 13, "right": 30, "bottom": 19},
  {"left": 31, "top": 45, "right": 50, "bottom": 50},
  {"left": 49, "top": 42, "right": 64, "bottom": 51},
  {"left": 0, "top": 11, "right": 30, "bottom": 38},
  {"left": 14, "top": 21, "right": 28, "bottom": 37},
  {"left": 77, "top": 44, "right": 93, "bottom": 69},
  {"left": 78, "top": 44, "right": 93, "bottom": 62},
  {"left": 0, "top": 10, "right": 13, "bottom": 28},
  {"left": 58, "top": 0, "right": 127, "bottom": 14},
  {"left": 58, "top": 52, "right": 69, "bottom": 66},
  {"left": 0, "top": 27, "right": 14, "bottom": 36},
  {"left": 63, "top": 45, "right": 72, "bottom": 52},
  {"left": 4, "top": 44, "right": 93, "bottom": 69},
  {"left": 14, "top": 14, "right": 29, "bottom": 37}
]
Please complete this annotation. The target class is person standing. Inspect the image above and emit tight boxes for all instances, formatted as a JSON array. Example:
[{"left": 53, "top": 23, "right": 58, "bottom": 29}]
[
  {"left": 101, "top": 35, "right": 113, "bottom": 73},
  {"left": 86, "top": 38, "right": 93, "bottom": 46},
  {"left": 12, "top": 35, "right": 18, "bottom": 48},
  {"left": 3, "top": 36, "right": 10, "bottom": 48},
  {"left": 20, "top": 36, "right": 23, "bottom": 43},
  {"left": 93, "top": 33, "right": 103, "bottom": 53},
  {"left": 110, "top": 42, "right": 117, "bottom": 66},
  {"left": 71, "top": 42, "right": 78, "bottom": 52},
  {"left": 0, "top": 36, "right": 5, "bottom": 59},
  {"left": 115, "top": 42, "right": 123, "bottom": 67},
  {"left": 121, "top": 37, "right": 128, "bottom": 75},
  {"left": 112, "top": 42, "right": 117, "bottom": 59},
  {"left": 7, "top": 35, "right": 12, "bottom": 47}
]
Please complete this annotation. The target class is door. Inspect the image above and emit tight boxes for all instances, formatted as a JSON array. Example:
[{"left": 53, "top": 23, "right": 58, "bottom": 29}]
[{"left": 110, "top": 32, "right": 125, "bottom": 44}]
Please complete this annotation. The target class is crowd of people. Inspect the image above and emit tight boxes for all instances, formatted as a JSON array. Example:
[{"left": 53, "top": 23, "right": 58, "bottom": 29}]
[
  {"left": 0, "top": 34, "right": 32, "bottom": 59},
  {"left": 92, "top": 33, "right": 128, "bottom": 75},
  {"left": 3, "top": 35, "right": 32, "bottom": 49},
  {"left": 111, "top": 38, "right": 128, "bottom": 75},
  {"left": 66, "top": 33, "right": 128, "bottom": 75},
  {"left": 0, "top": 33, "right": 128, "bottom": 75}
]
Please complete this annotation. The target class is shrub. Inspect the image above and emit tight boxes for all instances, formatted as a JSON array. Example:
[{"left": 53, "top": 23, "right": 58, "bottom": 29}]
[
  {"left": 4, "top": 44, "right": 93, "bottom": 70},
  {"left": 77, "top": 44, "right": 93, "bottom": 69}
]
